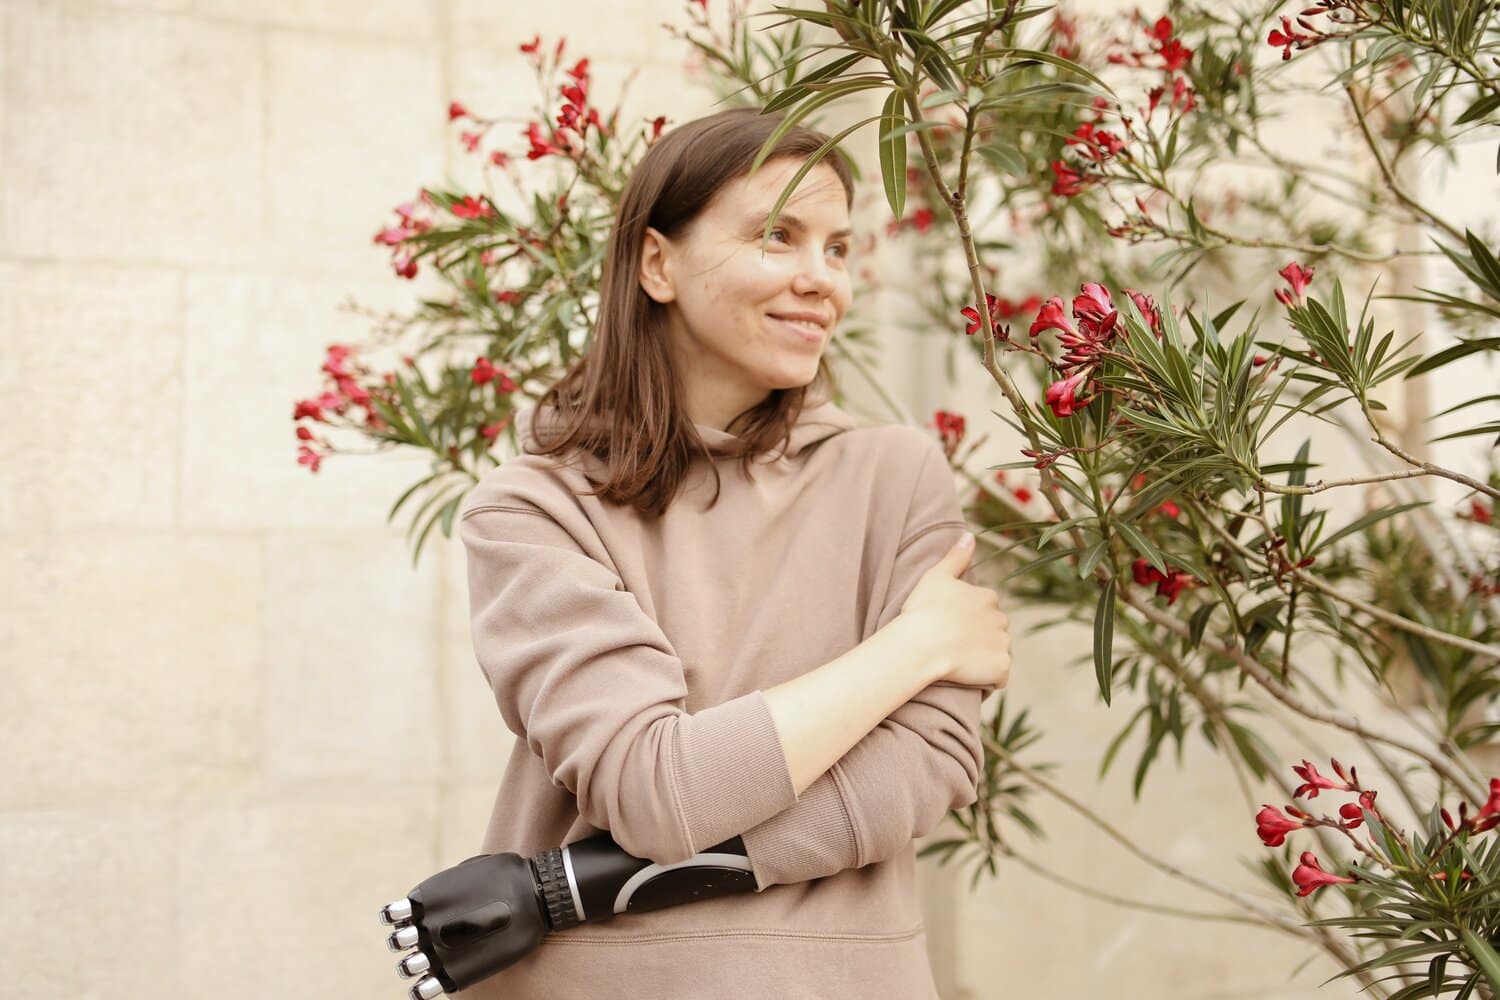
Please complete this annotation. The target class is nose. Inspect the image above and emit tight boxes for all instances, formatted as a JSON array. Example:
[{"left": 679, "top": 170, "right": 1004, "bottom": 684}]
[{"left": 790, "top": 251, "right": 838, "bottom": 298}]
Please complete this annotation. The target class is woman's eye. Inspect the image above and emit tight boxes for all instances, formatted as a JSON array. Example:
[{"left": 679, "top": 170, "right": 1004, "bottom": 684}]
[
  {"left": 770, "top": 228, "right": 791, "bottom": 243},
  {"left": 829, "top": 243, "right": 849, "bottom": 258}
]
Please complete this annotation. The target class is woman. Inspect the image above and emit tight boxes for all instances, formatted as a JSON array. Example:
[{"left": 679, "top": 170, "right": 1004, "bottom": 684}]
[{"left": 456, "top": 106, "right": 1012, "bottom": 998}]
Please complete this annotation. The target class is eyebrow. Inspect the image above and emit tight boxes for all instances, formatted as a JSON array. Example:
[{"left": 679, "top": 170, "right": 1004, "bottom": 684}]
[{"left": 745, "top": 211, "right": 854, "bottom": 240}]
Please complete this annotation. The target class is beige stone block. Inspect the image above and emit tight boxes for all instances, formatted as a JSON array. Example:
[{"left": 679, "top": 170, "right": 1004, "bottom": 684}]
[
  {"left": 0, "top": 262, "right": 182, "bottom": 529},
  {"left": 0, "top": 805, "right": 181, "bottom": 996},
  {"left": 263, "top": 29, "right": 444, "bottom": 279},
  {"left": 262, "top": 531, "right": 443, "bottom": 781},
  {"left": 2, "top": 2, "right": 263, "bottom": 268},
  {"left": 451, "top": 0, "right": 673, "bottom": 68},
  {"left": 180, "top": 271, "right": 443, "bottom": 531},
  {"left": 175, "top": 782, "right": 439, "bottom": 996},
  {"left": 190, "top": 0, "right": 437, "bottom": 40},
  {"left": 0, "top": 533, "right": 261, "bottom": 809}
]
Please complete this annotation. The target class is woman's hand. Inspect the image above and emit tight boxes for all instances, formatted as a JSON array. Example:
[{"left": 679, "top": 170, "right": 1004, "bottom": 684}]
[{"left": 898, "top": 533, "right": 1011, "bottom": 690}]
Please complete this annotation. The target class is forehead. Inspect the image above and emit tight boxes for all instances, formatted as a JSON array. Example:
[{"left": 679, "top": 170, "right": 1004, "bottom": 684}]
[{"left": 705, "top": 158, "right": 849, "bottom": 226}]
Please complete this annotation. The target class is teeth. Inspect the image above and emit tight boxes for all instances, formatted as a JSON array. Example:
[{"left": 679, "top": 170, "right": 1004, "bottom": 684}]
[{"left": 776, "top": 317, "right": 822, "bottom": 333}]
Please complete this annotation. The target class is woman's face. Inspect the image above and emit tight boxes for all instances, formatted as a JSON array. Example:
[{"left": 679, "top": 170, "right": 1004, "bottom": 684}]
[{"left": 637, "top": 156, "right": 854, "bottom": 429}]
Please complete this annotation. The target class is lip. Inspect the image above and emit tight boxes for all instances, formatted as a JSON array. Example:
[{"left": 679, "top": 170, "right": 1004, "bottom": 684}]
[{"left": 767, "top": 313, "right": 830, "bottom": 344}]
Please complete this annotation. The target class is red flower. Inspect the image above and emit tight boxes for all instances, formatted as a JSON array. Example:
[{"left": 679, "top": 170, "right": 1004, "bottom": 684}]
[
  {"left": 1049, "top": 159, "right": 1088, "bottom": 197},
  {"left": 471, "top": 356, "right": 497, "bottom": 385},
  {"left": 1292, "top": 758, "right": 1351, "bottom": 799},
  {"left": 1155, "top": 499, "right": 1180, "bottom": 518},
  {"left": 460, "top": 131, "right": 481, "bottom": 153},
  {"left": 479, "top": 420, "right": 508, "bottom": 442},
  {"left": 1274, "top": 262, "right": 1315, "bottom": 308},
  {"left": 933, "top": 409, "right": 967, "bottom": 455},
  {"left": 1291, "top": 852, "right": 1357, "bottom": 896},
  {"left": 1122, "top": 288, "right": 1163, "bottom": 337},
  {"left": 489, "top": 150, "right": 510, "bottom": 168},
  {"left": 1045, "top": 370, "right": 1093, "bottom": 418},
  {"left": 451, "top": 195, "right": 493, "bottom": 219},
  {"left": 1149, "top": 16, "right": 1173, "bottom": 42},
  {"left": 519, "top": 34, "right": 541, "bottom": 55},
  {"left": 393, "top": 251, "right": 418, "bottom": 279},
  {"left": 1256, "top": 804, "right": 1308, "bottom": 847},
  {"left": 1071, "top": 282, "right": 1117, "bottom": 338},
  {"left": 525, "top": 121, "right": 567, "bottom": 160},
  {"left": 1472, "top": 778, "right": 1500, "bottom": 832},
  {"left": 960, "top": 293, "right": 1004, "bottom": 337},
  {"left": 296, "top": 425, "right": 314, "bottom": 441},
  {"left": 1132, "top": 558, "right": 1163, "bottom": 587},
  {"left": 1267, "top": 16, "right": 1315, "bottom": 61},
  {"left": 1338, "top": 790, "right": 1378, "bottom": 829},
  {"left": 448, "top": 100, "right": 468, "bottom": 121},
  {"left": 1159, "top": 38, "right": 1193, "bottom": 72},
  {"left": 1012, "top": 486, "right": 1034, "bottom": 504},
  {"left": 1028, "top": 296, "right": 1076, "bottom": 339}
]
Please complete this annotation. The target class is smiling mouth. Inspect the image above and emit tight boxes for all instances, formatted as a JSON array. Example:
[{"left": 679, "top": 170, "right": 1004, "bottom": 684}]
[{"left": 768, "top": 315, "right": 829, "bottom": 341}]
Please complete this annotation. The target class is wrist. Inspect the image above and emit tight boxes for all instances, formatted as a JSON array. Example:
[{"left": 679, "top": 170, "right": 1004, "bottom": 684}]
[{"left": 880, "top": 610, "right": 950, "bottom": 688}]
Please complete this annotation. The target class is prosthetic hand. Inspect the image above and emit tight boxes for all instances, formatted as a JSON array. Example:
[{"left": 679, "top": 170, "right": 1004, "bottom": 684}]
[{"left": 378, "top": 831, "right": 758, "bottom": 998}]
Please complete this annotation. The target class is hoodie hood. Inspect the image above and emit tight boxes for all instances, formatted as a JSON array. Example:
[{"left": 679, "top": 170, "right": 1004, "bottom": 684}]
[{"left": 513, "top": 393, "right": 861, "bottom": 464}]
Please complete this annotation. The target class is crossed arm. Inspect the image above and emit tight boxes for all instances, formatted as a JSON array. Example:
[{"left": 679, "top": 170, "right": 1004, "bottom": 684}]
[{"left": 459, "top": 436, "right": 987, "bottom": 891}]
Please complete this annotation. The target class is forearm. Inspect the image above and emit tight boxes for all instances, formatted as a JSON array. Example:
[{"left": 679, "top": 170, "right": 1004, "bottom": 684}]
[{"left": 761, "top": 612, "right": 946, "bottom": 797}]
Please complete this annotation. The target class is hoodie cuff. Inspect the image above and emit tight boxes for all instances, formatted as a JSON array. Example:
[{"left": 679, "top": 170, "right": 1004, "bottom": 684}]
[
  {"left": 672, "top": 689, "right": 800, "bottom": 855},
  {"left": 739, "top": 765, "right": 860, "bottom": 890}
]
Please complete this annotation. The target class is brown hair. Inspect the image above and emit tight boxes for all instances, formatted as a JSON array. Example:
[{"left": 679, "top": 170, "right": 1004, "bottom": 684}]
[{"left": 526, "top": 106, "right": 856, "bottom": 519}]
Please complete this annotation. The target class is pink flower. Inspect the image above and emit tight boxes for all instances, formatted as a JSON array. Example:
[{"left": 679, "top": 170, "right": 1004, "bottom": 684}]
[
  {"left": 1291, "top": 758, "right": 1351, "bottom": 799},
  {"left": 1291, "top": 852, "right": 1357, "bottom": 896},
  {"left": 1274, "top": 262, "right": 1315, "bottom": 307},
  {"left": 448, "top": 100, "right": 469, "bottom": 121},
  {"left": 460, "top": 131, "right": 482, "bottom": 153},
  {"left": 297, "top": 444, "right": 324, "bottom": 474},
  {"left": 1028, "top": 296, "right": 1076, "bottom": 339},
  {"left": 1256, "top": 805, "right": 1307, "bottom": 847},
  {"left": 1045, "top": 370, "right": 1093, "bottom": 418}
]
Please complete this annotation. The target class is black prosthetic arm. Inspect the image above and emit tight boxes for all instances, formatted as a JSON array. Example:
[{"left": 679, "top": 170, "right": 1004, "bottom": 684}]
[{"left": 378, "top": 831, "right": 759, "bottom": 998}]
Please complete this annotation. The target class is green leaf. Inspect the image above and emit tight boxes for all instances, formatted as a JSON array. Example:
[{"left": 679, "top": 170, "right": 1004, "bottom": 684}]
[
  {"left": 1459, "top": 928, "right": 1500, "bottom": 996},
  {"left": 1114, "top": 519, "right": 1167, "bottom": 575},
  {"left": 878, "top": 89, "right": 907, "bottom": 222},
  {"left": 1404, "top": 337, "right": 1500, "bottom": 377},
  {"left": 1452, "top": 91, "right": 1500, "bottom": 125},
  {"left": 1093, "top": 579, "right": 1117, "bottom": 706}
]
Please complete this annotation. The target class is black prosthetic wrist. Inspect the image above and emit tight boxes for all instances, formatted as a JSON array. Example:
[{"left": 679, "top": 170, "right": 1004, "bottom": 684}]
[{"left": 378, "top": 831, "right": 758, "bottom": 998}]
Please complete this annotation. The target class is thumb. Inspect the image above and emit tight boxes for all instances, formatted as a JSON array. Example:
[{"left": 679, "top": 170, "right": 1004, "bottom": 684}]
[{"left": 941, "top": 532, "right": 975, "bottom": 575}]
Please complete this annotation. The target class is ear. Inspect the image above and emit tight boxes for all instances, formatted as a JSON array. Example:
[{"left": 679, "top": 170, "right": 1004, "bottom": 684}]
[{"left": 638, "top": 226, "right": 677, "bottom": 305}]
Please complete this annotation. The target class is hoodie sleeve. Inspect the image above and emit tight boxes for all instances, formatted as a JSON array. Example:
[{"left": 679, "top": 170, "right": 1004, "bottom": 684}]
[
  {"left": 740, "top": 433, "right": 991, "bottom": 890},
  {"left": 458, "top": 487, "right": 800, "bottom": 867}
]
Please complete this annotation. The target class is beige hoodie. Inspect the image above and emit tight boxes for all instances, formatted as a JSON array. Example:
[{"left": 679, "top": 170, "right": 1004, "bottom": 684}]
[{"left": 454, "top": 391, "right": 986, "bottom": 999}]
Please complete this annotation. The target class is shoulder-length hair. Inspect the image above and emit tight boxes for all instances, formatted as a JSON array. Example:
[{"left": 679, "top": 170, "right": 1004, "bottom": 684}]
[{"left": 525, "top": 106, "right": 856, "bottom": 519}]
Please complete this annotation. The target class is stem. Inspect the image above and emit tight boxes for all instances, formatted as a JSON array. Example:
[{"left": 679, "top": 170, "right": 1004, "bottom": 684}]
[
  {"left": 1117, "top": 585, "right": 1487, "bottom": 804},
  {"left": 1359, "top": 397, "right": 1500, "bottom": 503}
]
